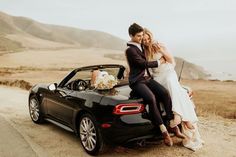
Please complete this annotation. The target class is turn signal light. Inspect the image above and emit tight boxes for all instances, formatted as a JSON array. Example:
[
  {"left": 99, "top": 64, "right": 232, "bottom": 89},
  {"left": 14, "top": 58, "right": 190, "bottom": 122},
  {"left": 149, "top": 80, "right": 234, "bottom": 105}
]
[{"left": 101, "top": 123, "right": 111, "bottom": 128}]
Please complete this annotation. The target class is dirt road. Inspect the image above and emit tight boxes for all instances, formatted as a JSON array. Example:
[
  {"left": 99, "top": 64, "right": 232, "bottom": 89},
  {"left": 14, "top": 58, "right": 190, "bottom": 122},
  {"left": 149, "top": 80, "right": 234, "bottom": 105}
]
[{"left": 0, "top": 86, "right": 235, "bottom": 157}]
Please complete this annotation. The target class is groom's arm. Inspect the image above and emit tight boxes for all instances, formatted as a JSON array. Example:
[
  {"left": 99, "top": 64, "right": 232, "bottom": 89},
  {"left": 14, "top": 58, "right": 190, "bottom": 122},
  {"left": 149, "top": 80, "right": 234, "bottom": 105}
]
[{"left": 126, "top": 48, "right": 159, "bottom": 69}]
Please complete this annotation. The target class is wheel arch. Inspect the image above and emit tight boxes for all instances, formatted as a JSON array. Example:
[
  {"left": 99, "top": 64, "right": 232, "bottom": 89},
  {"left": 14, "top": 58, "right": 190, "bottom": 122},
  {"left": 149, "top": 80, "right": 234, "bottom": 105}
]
[
  {"left": 29, "top": 91, "right": 43, "bottom": 104},
  {"left": 29, "top": 93, "right": 35, "bottom": 99},
  {"left": 28, "top": 92, "right": 45, "bottom": 124},
  {"left": 74, "top": 109, "right": 91, "bottom": 135},
  {"left": 74, "top": 109, "right": 108, "bottom": 155}
]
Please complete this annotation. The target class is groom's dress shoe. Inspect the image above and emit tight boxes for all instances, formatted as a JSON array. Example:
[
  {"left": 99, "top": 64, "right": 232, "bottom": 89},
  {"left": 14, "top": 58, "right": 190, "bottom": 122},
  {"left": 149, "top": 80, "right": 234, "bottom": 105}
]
[
  {"left": 168, "top": 126, "right": 186, "bottom": 139},
  {"left": 162, "top": 131, "right": 173, "bottom": 146}
]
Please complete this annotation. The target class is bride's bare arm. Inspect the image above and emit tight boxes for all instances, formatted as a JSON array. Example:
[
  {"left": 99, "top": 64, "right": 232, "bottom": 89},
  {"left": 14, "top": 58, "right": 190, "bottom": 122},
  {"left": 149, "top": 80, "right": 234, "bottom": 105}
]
[{"left": 157, "top": 43, "right": 175, "bottom": 65}]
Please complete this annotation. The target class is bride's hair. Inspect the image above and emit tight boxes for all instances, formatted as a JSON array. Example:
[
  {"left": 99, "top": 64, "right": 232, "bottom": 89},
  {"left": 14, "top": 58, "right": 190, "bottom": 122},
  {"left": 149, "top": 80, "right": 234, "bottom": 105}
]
[{"left": 143, "top": 28, "right": 159, "bottom": 60}]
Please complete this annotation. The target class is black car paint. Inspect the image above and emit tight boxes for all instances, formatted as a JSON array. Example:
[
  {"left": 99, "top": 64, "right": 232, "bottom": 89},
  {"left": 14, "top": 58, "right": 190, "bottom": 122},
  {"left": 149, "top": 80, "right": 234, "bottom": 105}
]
[{"left": 29, "top": 64, "right": 159, "bottom": 145}]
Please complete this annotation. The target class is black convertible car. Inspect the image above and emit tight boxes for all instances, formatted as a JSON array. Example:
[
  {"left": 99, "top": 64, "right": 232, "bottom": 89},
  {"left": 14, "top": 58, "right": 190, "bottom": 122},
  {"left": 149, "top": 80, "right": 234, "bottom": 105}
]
[{"left": 28, "top": 64, "right": 192, "bottom": 155}]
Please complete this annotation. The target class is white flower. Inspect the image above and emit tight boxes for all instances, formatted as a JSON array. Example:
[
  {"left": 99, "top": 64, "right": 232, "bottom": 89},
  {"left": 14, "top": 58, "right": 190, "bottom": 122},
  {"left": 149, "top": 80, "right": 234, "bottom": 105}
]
[{"left": 94, "top": 74, "right": 118, "bottom": 90}]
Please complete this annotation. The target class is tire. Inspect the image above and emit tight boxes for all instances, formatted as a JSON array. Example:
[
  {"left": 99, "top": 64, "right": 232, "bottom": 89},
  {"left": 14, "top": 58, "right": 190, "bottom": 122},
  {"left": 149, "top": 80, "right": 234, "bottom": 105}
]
[
  {"left": 29, "top": 95, "right": 44, "bottom": 124},
  {"left": 78, "top": 113, "right": 107, "bottom": 155}
]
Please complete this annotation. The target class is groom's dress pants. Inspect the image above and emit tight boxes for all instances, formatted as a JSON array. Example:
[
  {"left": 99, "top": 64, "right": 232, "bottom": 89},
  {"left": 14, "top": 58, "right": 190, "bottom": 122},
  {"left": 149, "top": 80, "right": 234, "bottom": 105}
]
[{"left": 131, "top": 79, "right": 173, "bottom": 126}]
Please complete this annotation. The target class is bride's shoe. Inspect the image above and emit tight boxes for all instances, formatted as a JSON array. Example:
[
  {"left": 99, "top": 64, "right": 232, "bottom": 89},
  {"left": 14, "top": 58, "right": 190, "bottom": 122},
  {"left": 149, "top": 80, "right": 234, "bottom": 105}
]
[
  {"left": 168, "top": 125, "right": 186, "bottom": 139},
  {"left": 170, "top": 114, "right": 181, "bottom": 128},
  {"left": 183, "top": 121, "right": 195, "bottom": 129}
]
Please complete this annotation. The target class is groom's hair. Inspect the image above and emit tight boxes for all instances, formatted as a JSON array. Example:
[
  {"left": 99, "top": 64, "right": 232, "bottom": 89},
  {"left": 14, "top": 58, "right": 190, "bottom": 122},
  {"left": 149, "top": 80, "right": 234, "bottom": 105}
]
[{"left": 128, "top": 23, "right": 143, "bottom": 36}]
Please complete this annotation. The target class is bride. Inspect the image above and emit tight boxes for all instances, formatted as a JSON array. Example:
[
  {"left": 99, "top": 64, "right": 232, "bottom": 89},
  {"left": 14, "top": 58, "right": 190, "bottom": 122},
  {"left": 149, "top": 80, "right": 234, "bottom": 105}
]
[{"left": 142, "top": 28, "right": 204, "bottom": 151}]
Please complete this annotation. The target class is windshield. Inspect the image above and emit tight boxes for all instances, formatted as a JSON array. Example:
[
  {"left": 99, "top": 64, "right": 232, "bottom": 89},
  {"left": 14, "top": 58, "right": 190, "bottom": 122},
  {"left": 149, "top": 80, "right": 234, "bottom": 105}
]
[{"left": 62, "top": 66, "right": 128, "bottom": 90}]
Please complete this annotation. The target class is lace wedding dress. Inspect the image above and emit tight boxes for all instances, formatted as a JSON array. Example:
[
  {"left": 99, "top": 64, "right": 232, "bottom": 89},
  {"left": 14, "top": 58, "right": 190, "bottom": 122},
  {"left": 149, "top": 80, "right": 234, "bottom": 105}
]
[{"left": 151, "top": 53, "right": 204, "bottom": 151}]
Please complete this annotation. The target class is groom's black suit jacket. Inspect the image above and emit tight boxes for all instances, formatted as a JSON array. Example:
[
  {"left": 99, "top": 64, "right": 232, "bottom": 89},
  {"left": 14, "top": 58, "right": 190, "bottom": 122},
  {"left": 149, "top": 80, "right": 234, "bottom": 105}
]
[
  {"left": 125, "top": 43, "right": 173, "bottom": 123},
  {"left": 125, "top": 43, "right": 159, "bottom": 87}
]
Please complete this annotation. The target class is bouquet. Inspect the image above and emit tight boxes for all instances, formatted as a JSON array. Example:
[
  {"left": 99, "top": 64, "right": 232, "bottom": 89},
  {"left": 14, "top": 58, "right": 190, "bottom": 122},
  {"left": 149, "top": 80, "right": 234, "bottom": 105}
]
[{"left": 94, "top": 74, "right": 118, "bottom": 90}]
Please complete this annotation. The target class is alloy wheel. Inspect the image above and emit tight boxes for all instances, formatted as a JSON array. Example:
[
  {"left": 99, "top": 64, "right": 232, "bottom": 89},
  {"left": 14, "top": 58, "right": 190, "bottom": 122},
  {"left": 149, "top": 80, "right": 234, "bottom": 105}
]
[
  {"left": 80, "top": 117, "right": 97, "bottom": 151},
  {"left": 29, "top": 98, "right": 40, "bottom": 121}
]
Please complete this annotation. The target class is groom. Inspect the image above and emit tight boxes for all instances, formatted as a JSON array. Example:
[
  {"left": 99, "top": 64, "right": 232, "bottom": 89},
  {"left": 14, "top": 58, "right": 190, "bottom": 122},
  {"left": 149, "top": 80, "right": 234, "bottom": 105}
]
[{"left": 125, "top": 23, "right": 180, "bottom": 146}]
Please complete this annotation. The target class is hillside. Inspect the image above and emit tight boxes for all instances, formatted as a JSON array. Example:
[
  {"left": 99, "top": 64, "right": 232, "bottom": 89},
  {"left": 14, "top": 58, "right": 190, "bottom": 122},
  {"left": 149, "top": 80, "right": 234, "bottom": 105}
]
[
  {"left": 0, "top": 35, "right": 23, "bottom": 52},
  {"left": 104, "top": 53, "right": 210, "bottom": 79},
  {"left": 0, "top": 11, "right": 210, "bottom": 79},
  {"left": 174, "top": 57, "right": 210, "bottom": 80},
  {"left": 0, "top": 11, "right": 126, "bottom": 51}
]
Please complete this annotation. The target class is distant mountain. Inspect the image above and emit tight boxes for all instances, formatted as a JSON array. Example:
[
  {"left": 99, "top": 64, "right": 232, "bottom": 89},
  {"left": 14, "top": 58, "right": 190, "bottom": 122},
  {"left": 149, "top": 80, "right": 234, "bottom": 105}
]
[
  {"left": 104, "top": 53, "right": 210, "bottom": 79},
  {"left": 0, "top": 11, "right": 126, "bottom": 51},
  {"left": 0, "top": 11, "right": 210, "bottom": 79},
  {"left": 174, "top": 57, "right": 210, "bottom": 80}
]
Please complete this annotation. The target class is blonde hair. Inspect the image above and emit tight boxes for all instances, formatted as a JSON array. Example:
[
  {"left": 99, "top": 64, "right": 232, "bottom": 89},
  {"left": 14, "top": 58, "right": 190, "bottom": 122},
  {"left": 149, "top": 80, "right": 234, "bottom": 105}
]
[{"left": 143, "top": 28, "right": 159, "bottom": 60}]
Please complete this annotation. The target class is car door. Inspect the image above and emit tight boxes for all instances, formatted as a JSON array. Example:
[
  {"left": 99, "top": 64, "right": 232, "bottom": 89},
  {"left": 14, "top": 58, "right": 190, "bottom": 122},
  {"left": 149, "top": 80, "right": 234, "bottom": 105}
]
[{"left": 45, "top": 88, "right": 77, "bottom": 126}]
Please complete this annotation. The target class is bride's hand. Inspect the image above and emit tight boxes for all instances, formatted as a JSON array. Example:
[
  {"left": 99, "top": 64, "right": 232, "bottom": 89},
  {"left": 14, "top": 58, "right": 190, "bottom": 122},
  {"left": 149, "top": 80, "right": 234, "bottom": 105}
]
[
  {"left": 159, "top": 57, "right": 166, "bottom": 64},
  {"left": 157, "top": 43, "right": 175, "bottom": 65}
]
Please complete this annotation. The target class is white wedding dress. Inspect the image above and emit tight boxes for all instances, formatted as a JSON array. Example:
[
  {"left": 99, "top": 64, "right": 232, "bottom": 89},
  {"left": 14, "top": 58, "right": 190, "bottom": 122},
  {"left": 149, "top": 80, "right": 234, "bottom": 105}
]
[{"left": 151, "top": 53, "right": 204, "bottom": 151}]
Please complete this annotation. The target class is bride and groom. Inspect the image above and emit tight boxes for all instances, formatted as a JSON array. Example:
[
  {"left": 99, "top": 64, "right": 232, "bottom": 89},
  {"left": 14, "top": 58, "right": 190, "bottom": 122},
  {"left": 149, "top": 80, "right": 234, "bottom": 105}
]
[{"left": 125, "top": 23, "right": 204, "bottom": 151}]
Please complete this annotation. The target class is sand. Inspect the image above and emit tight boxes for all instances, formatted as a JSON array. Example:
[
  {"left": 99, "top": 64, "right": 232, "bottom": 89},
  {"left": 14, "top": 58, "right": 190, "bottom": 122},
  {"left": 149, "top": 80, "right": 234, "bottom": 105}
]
[{"left": 0, "top": 48, "right": 125, "bottom": 69}]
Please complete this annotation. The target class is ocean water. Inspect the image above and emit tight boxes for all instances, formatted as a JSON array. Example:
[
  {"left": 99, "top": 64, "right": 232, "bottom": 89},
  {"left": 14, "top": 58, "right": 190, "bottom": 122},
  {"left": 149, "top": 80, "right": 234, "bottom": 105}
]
[{"left": 189, "top": 59, "right": 236, "bottom": 81}]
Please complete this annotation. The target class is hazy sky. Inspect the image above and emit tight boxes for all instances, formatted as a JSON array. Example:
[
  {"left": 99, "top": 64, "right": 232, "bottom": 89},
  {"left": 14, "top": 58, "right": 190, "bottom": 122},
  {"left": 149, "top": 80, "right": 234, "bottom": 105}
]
[{"left": 1, "top": 0, "right": 236, "bottom": 78}]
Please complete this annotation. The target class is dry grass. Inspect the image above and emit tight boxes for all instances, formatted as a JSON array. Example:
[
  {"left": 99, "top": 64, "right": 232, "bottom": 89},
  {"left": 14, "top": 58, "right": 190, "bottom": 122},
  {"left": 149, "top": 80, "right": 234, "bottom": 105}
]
[
  {"left": 0, "top": 80, "right": 32, "bottom": 90},
  {"left": 0, "top": 65, "right": 235, "bottom": 120},
  {"left": 182, "top": 79, "right": 236, "bottom": 119},
  {"left": 0, "top": 72, "right": 236, "bottom": 157},
  {"left": 0, "top": 68, "right": 235, "bottom": 119}
]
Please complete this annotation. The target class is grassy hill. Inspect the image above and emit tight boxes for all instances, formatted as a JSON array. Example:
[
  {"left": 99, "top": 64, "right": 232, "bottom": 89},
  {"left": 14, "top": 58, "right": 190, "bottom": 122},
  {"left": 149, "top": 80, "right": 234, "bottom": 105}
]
[
  {"left": 0, "top": 35, "right": 23, "bottom": 52},
  {"left": 0, "top": 11, "right": 210, "bottom": 79},
  {"left": 0, "top": 11, "right": 126, "bottom": 51}
]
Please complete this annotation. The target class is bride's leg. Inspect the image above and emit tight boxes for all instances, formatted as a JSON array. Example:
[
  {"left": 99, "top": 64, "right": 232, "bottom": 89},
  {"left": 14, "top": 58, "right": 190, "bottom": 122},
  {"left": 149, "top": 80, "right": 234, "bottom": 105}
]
[
  {"left": 169, "top": 114, "right": 186, "bottom": 139},
  {"left": 170, "top": 114, "right": 181, "bottom": 128},
  {"left": 183, "top": 121, "right": 195, "bottom": 129}
]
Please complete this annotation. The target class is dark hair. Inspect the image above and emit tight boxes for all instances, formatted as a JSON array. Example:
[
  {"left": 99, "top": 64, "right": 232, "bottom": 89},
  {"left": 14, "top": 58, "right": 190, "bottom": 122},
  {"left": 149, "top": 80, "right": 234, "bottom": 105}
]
[{"left": 128, "top": 23, "right": 143, "bottom": 36}]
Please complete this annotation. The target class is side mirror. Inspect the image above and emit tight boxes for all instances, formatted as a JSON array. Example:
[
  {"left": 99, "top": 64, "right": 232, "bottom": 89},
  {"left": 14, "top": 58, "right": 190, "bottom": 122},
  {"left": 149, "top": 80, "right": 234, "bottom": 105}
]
[{"left": 48, "top": 83, "right": 57, "bottom": 91}]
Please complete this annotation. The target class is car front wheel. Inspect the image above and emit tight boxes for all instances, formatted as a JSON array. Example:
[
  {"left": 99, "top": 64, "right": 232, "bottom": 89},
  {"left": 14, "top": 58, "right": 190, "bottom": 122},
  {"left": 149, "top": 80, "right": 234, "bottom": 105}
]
[
  {"left": 29, "top": 96, "right": 44, "bottom": 124},
  {"left": 79, "top": 113, "right": 106, "bottom": 155}
]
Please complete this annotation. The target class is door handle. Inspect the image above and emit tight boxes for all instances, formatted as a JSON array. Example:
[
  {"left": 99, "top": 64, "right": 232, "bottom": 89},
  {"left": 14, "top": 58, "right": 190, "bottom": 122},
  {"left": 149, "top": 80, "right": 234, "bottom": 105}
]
[{"left": 58, "top": 90, "right": 67, "bottom": 97}]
